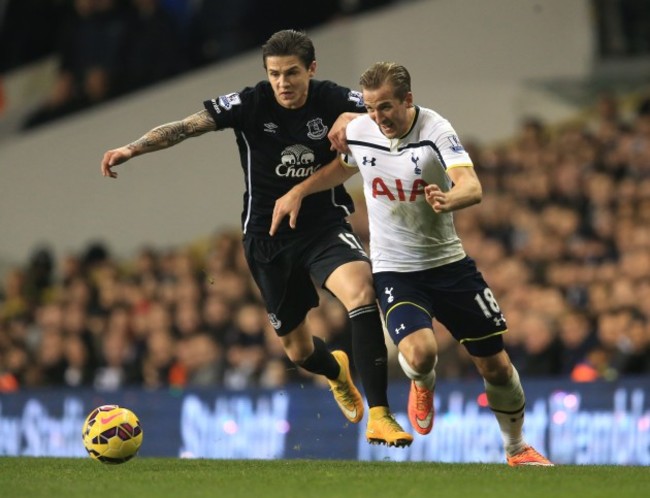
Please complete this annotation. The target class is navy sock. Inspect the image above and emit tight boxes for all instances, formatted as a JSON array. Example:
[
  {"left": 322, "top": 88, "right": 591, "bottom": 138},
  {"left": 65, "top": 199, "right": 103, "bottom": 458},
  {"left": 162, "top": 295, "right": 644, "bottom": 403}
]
[{"left": 350, "top": 304, "right": 389, "bottom": 407}]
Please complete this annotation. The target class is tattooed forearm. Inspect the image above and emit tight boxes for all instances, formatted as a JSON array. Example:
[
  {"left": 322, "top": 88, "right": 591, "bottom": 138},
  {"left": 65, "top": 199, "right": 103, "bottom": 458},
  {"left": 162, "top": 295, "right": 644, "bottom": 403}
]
[{"left": 127, "top": 110, "right": 215, "bottom": 155}]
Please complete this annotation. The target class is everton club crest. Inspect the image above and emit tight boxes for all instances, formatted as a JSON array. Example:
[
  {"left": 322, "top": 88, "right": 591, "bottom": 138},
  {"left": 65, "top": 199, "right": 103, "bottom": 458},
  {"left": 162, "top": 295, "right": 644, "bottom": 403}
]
[{"left": 306, "top": 118, "right": 328, "bottom": 140}]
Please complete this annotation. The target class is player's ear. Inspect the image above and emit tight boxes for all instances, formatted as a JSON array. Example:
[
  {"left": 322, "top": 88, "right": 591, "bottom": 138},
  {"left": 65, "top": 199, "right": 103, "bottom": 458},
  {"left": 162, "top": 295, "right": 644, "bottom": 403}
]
[
  {"left": 404, "top": 91, "right": 414, "bottom": 107},
  {"left": 308, "top": 61, "right": 317, "bottom": 78}
]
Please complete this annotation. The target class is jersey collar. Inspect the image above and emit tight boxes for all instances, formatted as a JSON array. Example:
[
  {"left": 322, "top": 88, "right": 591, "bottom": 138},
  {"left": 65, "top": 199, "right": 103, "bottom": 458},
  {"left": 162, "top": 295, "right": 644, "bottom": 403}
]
[{"left": 389, "top": 106, "right": 420, "bottom": 149}]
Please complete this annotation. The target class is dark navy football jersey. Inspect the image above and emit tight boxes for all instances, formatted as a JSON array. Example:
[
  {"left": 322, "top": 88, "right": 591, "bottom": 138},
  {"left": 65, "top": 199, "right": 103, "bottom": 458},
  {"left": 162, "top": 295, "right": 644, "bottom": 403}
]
[{"left": 203, "top": 79, "right": 366, "bottom": 238}]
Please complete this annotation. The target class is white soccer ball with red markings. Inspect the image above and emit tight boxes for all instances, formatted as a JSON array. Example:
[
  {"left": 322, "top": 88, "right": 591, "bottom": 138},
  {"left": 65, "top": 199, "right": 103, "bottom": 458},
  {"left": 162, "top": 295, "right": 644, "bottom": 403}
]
[{"left": 82, "top": 404, "right": 143, "bottom": 464}]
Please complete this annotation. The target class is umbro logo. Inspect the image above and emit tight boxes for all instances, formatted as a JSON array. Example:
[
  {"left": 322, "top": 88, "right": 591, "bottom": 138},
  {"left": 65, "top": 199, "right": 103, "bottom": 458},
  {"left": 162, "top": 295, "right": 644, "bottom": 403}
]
[{"left": 264, "top": 122, "right": 278, "bottom": 134}]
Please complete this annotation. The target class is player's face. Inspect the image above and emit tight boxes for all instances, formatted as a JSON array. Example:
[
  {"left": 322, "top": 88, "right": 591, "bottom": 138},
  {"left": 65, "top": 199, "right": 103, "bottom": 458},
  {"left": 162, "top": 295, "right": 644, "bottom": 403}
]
[
  {"left": 363, "top": 83, "right": 414, "bottom": 139},
  {"left": 265, "top": 56, "right": 316, "bottom": 109}
]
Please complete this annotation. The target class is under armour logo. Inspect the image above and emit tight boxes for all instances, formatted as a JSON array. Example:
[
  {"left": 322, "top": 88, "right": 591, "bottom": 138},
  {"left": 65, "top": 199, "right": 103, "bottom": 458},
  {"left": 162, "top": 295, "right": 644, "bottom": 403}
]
[
  {"left": 395, "top": 323, "right": 406, "bottom": 335},
  {"left": 411, "top": 154, "right": 421, "bottom": 175},
  {"left": 384, "top": 287, "right": 394, "bottom": 303},
  {"left": 362, "top": 156, "right": 377, "bottom": 166},
  {"left": 493, "top": 314, "right": 506, "bottom": 327}
]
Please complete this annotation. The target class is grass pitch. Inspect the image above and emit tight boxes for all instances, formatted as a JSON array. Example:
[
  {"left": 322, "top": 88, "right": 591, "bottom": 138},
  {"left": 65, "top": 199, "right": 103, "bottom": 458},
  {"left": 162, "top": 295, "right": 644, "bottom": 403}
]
[{"left": 1, "top": 457, "right": 647, "bottom": 498}]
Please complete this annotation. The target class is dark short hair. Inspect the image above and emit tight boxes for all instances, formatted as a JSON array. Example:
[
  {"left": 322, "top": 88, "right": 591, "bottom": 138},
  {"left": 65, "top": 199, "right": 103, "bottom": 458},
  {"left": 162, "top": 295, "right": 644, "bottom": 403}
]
[
  {"left": 262, "top": 29, "right": 315, "bottom": 69},
  {"left": 359, "top": 62, "right": 411, "bottom": 101}
]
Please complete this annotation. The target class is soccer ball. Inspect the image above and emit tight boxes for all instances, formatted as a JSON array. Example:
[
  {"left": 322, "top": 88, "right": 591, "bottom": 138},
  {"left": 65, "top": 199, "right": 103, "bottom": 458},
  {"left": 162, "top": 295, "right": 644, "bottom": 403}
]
[{"left": 82, "top": 404, "right": 143, "bottom": 464}]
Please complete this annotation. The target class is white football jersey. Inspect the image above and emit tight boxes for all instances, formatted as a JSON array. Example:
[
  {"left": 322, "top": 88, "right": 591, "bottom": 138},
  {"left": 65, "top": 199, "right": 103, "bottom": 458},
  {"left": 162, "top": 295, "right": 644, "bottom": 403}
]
[{"left": 343, "top": 106, "right": 471, "bottom": 272}]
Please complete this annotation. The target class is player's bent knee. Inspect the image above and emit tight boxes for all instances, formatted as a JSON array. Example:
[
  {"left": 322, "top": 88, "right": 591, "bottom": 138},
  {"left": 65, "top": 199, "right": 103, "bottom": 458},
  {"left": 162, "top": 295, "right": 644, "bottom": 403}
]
[
  {"left": 403, "top": 346, "right": 437, "bottom": 373},
  {"left": 332, "top": 281, "right": 376, "bottom": 310},
  {"left": 414, "top": 350, "right": 437, "bottom": 373}
]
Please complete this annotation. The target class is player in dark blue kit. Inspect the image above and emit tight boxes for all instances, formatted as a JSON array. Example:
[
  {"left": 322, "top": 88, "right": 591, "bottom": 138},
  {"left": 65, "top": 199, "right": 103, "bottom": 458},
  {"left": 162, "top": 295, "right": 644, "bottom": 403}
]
[{"left": 101, "top": 30, "right": 412, "bottom": 447}]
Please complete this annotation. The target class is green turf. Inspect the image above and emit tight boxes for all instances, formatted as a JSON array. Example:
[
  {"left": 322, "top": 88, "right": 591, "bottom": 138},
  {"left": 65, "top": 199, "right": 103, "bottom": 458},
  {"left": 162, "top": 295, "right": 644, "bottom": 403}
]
[{"left": 1, "top": 457, "right": 648, "bottom": 498}]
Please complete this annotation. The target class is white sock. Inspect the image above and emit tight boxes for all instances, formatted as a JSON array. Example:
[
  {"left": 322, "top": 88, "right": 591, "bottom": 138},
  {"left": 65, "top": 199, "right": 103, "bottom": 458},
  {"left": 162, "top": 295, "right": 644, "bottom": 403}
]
[
  {"left": 398, "top": 352, "right": 437, "bottom": 390},
  {"left": 484, "top": 366, "right": 526, "bottom": 456}
]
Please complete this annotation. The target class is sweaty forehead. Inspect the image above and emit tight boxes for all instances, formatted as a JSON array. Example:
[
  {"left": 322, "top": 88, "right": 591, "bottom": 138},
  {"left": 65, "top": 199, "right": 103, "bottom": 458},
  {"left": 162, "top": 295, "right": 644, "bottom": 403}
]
[{"left": 265, "top": 55, "right": 304, "bottom": 73}]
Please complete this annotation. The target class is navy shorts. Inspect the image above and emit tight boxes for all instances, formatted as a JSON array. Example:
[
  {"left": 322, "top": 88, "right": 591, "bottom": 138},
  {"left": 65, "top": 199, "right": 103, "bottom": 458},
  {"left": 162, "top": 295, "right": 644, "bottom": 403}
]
[
  {"left": 244, "top": 223, "right": 370, "bottom": 336},
  {"left": 374, "top": 256, "right": 506, "bottom": 357}
]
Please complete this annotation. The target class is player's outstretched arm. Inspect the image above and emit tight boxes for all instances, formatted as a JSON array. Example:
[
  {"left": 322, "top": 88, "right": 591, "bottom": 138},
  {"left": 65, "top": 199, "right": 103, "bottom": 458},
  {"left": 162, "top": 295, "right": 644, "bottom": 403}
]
[
  {"left": 100, "top": 109, "right": 216, "bottom": 179},
  {"left": 269, "top": 157, "right": 357, "bottom": 236}
]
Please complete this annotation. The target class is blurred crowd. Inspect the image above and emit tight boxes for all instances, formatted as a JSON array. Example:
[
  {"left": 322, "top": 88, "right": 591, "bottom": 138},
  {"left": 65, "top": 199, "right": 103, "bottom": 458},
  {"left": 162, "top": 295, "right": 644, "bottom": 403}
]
[
  {"left": 1, "top": 90, "right": 650, "bottom": 392},
  {"left": 446, "top": 91, "right": 650, "bottom": 382},
  {"left": 0, "top": 0, "right": 397, "bottom": 129},
  {"left": 1, "top": 0, "right": 649, "bottom": 126},
  {"left": 0, "top": 231, "right": 356, "bottom": 392}
]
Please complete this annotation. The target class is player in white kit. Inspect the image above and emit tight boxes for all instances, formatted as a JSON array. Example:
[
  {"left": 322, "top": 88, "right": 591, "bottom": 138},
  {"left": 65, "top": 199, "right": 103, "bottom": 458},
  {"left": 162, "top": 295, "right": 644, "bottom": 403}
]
[{"left": 270, "top": 62, "right": 553, "bottom": 466}]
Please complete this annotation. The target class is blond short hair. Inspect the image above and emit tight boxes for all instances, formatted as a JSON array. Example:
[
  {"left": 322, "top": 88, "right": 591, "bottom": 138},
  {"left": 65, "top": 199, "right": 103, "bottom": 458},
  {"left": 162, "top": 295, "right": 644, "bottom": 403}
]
[{"left": 359, "top": 62, "right": 411, "bottom": 101}]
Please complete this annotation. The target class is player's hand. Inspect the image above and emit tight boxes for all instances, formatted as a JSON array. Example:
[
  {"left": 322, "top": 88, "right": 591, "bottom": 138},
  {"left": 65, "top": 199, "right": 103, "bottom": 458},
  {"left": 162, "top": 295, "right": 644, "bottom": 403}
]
[
  {"left": 328, "top": 113, "right": 358, "bottom": 154},
  {"left": 425, "top": 184, "right": 449, "bottom": 213},
  {"left": 270, "top": 188, "right": 304, "bottom": 236},
  {"left": 328, "top": 126, "right": 349, "bottom": 154},
  {"left": 101, "top": 146, "right": 133, "bottom": 178}
]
